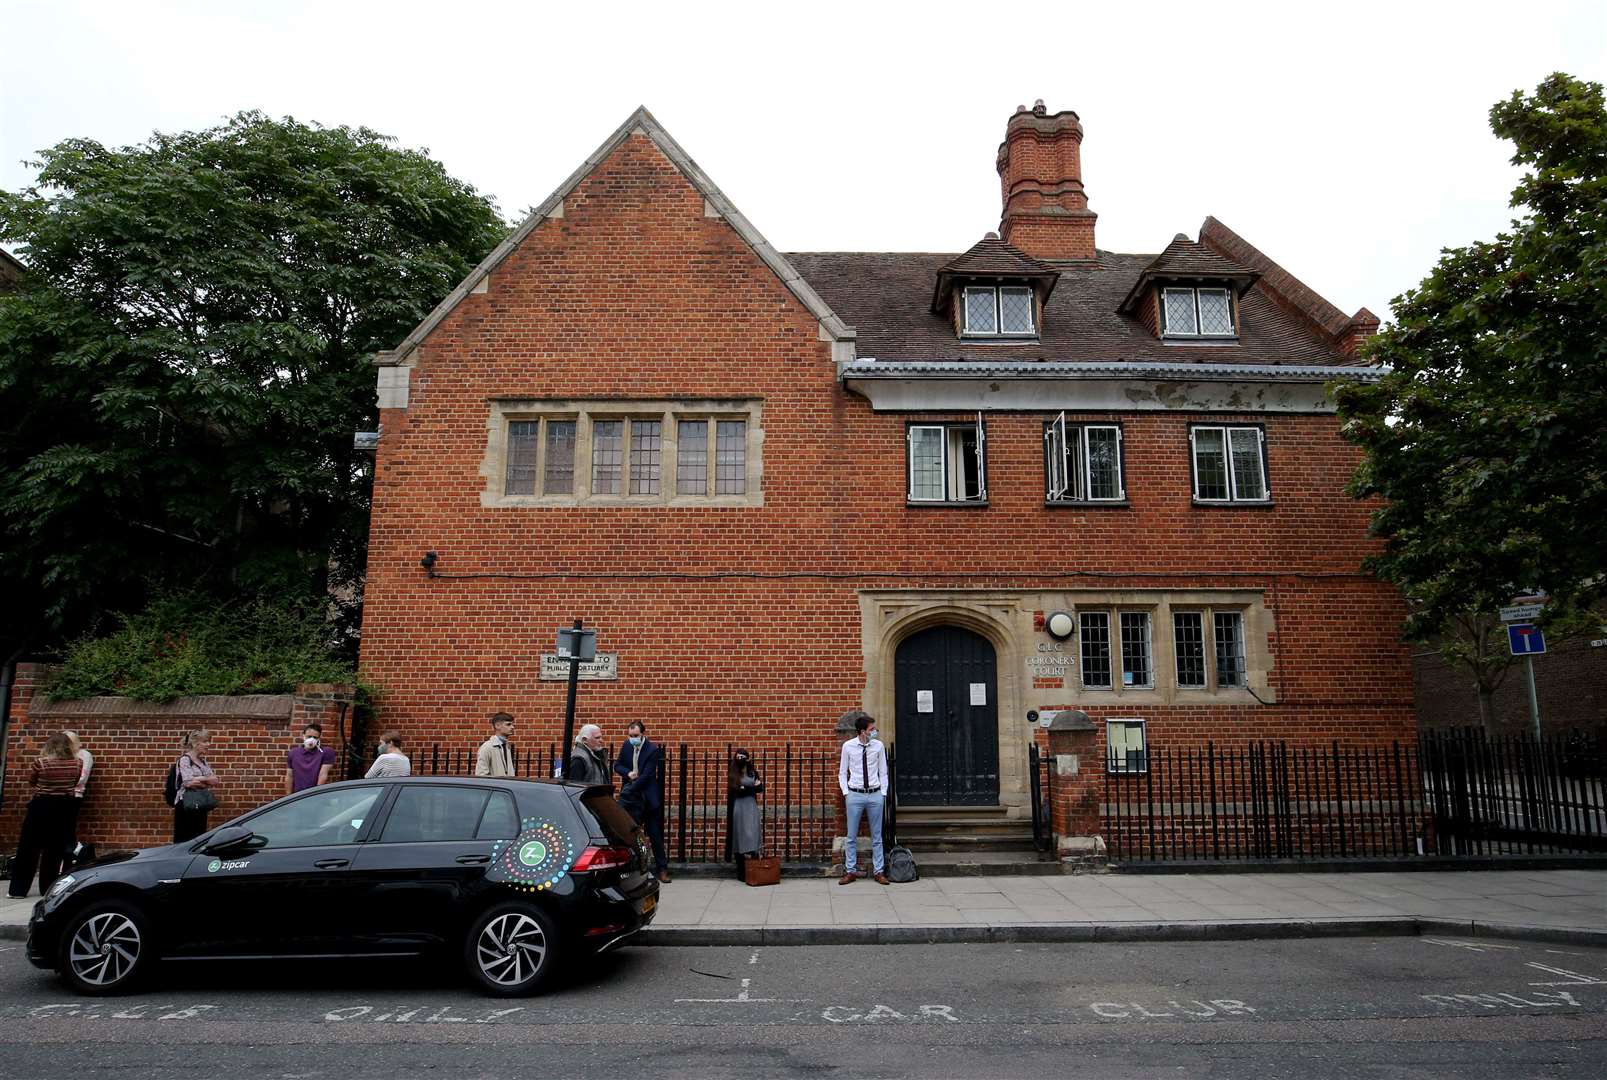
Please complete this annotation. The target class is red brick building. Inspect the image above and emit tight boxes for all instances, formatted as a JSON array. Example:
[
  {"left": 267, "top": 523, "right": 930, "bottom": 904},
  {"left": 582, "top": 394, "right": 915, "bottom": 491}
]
[{"left": 357, "top": 103, "right": 1414, "bottom": 854}]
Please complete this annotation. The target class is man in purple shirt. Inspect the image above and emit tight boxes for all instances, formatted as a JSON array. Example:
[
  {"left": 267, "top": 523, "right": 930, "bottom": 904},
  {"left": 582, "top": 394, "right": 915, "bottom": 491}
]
[{"left": 286, "top": 723, "right": 337, "bottom": 795}]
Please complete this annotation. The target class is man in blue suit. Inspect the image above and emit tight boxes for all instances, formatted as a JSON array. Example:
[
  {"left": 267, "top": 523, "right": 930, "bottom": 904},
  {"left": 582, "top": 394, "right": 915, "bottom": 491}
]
[{"left": 614, "top": 720, "right": 670, "bottom": 882}]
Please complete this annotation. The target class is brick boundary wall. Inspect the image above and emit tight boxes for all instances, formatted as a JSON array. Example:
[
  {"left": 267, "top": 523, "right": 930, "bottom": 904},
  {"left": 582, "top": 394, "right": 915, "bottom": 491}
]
[{"left": 1, "top": 664, "right": 353, "bottom": 852}]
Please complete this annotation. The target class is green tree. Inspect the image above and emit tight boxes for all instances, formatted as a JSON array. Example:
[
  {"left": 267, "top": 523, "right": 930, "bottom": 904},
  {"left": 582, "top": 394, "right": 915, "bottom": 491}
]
[
  {"left": 0, "top": 112, "right": 506, "bottom": 663},
  {"left": 1336, "top": 73, "right": 1607, "bottom": 730}
]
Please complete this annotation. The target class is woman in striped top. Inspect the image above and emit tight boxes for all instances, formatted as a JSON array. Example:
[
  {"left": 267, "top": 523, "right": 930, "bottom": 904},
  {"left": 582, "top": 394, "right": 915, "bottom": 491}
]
[{"left": 7, "top": 733, "right": 82, "bottom": 898}]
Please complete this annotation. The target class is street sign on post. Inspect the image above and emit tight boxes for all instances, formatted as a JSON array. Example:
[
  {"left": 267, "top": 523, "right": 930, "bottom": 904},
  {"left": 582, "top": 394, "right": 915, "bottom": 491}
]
[
  {"left": 1499, "top": 603, "right": 1545, "bottom": 623},
  {"left": 555, "top": 619, "right": 593, "bottom": 779},
  {"left": 1507, "top": 623, "right": 1547, "bottom": 656}
]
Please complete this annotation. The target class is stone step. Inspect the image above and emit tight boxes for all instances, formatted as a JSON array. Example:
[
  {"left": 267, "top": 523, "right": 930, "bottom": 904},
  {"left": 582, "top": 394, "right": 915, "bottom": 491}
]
[
  {"left": 896, "top": 820, "right": 1034, "bottom": 839},
  {"left": 900, "top": 850, "right": 1065, "bottom": 877},
  {"left": 902, "top": 835, "right": 1041, "bottom": 853}
]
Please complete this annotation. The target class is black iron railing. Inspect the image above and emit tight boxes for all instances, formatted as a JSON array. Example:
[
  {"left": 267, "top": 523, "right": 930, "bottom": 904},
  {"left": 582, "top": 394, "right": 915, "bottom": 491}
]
[{"left": 1420, "top": 728, "right": 1606, "bottom": 855}]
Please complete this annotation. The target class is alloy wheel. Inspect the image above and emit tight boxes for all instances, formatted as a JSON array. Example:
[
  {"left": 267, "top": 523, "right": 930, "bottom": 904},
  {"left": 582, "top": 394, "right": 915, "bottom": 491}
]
[
  {"left": 475, "top": 911, "right": 547, "bottom": 987},
  {"left": 67, "top": 912, "right": 142, "bottom": 988}
]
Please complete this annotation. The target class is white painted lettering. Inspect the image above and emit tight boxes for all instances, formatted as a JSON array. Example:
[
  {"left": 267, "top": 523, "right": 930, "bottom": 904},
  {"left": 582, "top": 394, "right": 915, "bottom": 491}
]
[
  {"left": 1527, "top": 963, "right": 1607, "bottom": 987},
  {"left": 392, "top": 1007, "right": 424, "bottom": 1022},
  {"left": 1131, "top": 1003, "right": 1174, "bottom": 1018},
  {"left": 476, "top": 1008, "right": 525, "bottom": 1024},
  {"left": 324, "top": 1006, "right": 373, "bottom": 1022},
  {"left": 1089, "top": 1003, "right": 1130, "bottom": 1018},
  {"left": 864, "top": 1005, "right": 906, "bottom": 1022},
  {"left": 1209, "top": 999, "right": 1256, "bottom": 1016},
  {"left": 426, "top": 1006, "right": 466, "bottom": 1023},
  {"left": 1176, "top": 1001, "right": 1217, "bottom": 1018},
  {"left": 1535, "top": 991, "right": 1581, "bottom": 1006},
  {"left": 821, "top": 1006, "right": 861, "bottom": 1023},
  {"left": 110, "top": 1005, "right": 157, "bottom": 1020},
  {"left": 158, "top": 1005, "right": 217, "bottom": 1021},
  {"left": 30, "top": 1004, "right": 81, "bottom": 1018},
  {"left": 919, "top": 1005, "right": 961, "bottom": 1022}
]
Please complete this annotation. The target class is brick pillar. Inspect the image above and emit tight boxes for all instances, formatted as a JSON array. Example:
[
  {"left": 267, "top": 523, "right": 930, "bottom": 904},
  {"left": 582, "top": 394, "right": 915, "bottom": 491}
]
[{"left": 1045, "top": 710, "right": 1107, "bottom": 861}]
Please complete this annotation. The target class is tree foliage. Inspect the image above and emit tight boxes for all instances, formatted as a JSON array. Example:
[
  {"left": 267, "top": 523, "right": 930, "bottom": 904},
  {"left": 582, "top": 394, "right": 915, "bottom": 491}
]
[
  {"left": 1335, "top": 73, "right": 1607, "bottom": 724},
  {"left": 0, "top": 112, "right": 506, "bottom": 662}
]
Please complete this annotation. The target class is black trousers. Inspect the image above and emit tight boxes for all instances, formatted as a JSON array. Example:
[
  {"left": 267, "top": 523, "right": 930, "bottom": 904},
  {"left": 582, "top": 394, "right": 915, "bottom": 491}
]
[
  {"left": 173, "top": 806, "right": 211, "bottom": 844},
  {"left": 623, "top": 801, "right": 667, "bottom": 872},
  {"left": 9, "top": 795, "right": 76, "bottom": 898}
]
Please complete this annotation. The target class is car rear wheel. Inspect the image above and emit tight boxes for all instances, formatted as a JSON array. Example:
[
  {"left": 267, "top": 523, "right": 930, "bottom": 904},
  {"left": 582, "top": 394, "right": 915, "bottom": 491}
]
[
  {"left": 57, "top": 900, "right": 152, "bottom": 995},
  {"left": 463, "top": 902, "right": 560, "bottom": 996}
]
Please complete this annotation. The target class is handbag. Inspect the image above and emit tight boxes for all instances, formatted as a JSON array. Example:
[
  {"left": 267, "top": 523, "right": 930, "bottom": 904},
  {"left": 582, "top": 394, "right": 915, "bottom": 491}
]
[
  {"left": 180, "top": 786, "right": 218, "bottom": 813},
  {"left": 742, "top": 855, "right": 781, "bottom": 887}
]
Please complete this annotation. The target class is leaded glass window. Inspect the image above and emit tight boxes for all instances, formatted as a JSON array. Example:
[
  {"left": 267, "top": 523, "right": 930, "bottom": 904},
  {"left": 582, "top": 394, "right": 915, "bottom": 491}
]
[
  {"left": 1192, "top": 427, "right": 1229, "bottom": 500},
  {"left": 543, "top": 420, "right": 576, "bottom": 495},
  {"left": 999, "top": 287, "right": 1034, "bottom": 334},
  {"left": 1045, "top": 417, "right": 1124, "bottom": 502},
  {"left": 963, "top": 287, "right": 998, "bottom": 334},
  {"left": 1193, "top": 425, "right": 1267, "bottom": 502},
  {"left": 1080, "top": 611, "right": 1112, "bottom": 689},
  {"left": 677, "top": 420, "right": 708, "bottom": 495},
  {"left": 1197, "top": 288, "right": 1234, "bottom": 335},
  {"left": 505, "top": 420, "right": 539, "bottom": 496},
  {"left": 715, "top": 420, "right": 747, "bottom": 494},
  {"left": 1214, "top": 611, "right": 1246, "bottom": 687},
  {"left": 1163, "top": 288, "right": 1199, "bottom": 335},
  {"left": 1119, "top": 612, "right": 1152, "bottom": 688},
  {"left": 1173, "top": 611, "right": 1206, "bottom": 688},
  {"left": 628, "top": 420, "right": 661, "bottom": 495},
  {"left": 591, "top": 420, "right": 623, "bottom": 495}
]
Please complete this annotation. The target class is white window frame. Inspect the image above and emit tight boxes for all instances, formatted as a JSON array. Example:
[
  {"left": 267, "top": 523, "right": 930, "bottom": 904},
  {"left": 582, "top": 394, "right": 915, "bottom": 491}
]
[
  {"left": 1045, "top": 414, "right": 1125, "bottom": 502},
  {"left": 1105, "top": 719, "right": 1148, "bottom": 775},
  {"left": 907, "top": 414, "right": 988, "bottom": 504},
  {"left": 1162, "top": 286, "right": 1237, "bottom": 339},
  {"left": 1190, "top": 425, "right": 1269, "bottom": 503},
  {"left": 961, "top": 285, "right": 1036, "bottom": 337}
]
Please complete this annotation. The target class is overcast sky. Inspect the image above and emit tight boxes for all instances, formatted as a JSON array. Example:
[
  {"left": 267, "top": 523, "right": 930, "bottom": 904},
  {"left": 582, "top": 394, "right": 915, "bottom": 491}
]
[{"left": 3, "top": 0, "right": 1603, "bottom": 320}]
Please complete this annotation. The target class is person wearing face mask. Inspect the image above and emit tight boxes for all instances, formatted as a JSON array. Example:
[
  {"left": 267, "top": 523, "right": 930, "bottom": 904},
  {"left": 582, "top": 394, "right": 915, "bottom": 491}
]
[
  {"left": 567, "top": 724, "right": 610, "bottom": 785},
  {"left": 838, "top": 711, "right": 890, "bottom": 885},
  {"left": 613, "top": 721, "right": 669, "bottom": 882},
  {"left": 364, "top": 731, "right": 411, "bottom": 778},
  {"left": 725, "top": 748, "right": 765, "bottom": 879},
  {"left": 285, "top": 722, "right": 337, "bottom": 795}
]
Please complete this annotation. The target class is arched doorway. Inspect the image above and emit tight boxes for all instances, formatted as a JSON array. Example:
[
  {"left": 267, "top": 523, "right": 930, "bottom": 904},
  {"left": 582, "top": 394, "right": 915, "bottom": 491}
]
[{"left": 894, "top": 625, "right": 999, "bottom": 806}]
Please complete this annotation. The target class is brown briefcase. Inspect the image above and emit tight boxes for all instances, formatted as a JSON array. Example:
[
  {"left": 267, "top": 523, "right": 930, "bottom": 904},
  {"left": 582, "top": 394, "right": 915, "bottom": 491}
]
[{"left": 742, "top": 855, "right": 781, "bottom": 887}]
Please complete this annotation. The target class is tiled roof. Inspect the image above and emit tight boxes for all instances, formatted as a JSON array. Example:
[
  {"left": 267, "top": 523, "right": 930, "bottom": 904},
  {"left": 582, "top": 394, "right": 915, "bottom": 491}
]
[
  {"left": 786, "top": 248, "right": 1355, "bottom": 366},
  {"left": 1141, "top": 233, "right": 1259, "bottom": 282},
  {"left": 936, "top": 234, "right": 1060, "bottom": 279}
]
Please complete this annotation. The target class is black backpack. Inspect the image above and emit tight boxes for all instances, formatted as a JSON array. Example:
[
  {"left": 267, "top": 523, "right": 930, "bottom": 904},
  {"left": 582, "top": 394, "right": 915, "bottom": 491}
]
[
  {"left": 162, "top": 758, "right": 182, "bottom": 806},
  {"left": 886, "top": 845, "right": 919, "bottom": 884}
]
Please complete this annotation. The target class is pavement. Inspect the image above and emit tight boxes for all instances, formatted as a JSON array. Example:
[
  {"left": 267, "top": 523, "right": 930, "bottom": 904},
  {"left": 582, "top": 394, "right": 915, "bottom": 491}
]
[{"left": 4, "top": 866, "right": 1603, "bottom": 946}]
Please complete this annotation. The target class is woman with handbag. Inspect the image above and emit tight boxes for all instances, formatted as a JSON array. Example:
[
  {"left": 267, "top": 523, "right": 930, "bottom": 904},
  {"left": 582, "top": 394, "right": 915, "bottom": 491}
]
[
  {"left": 6, "top": 733, "right": 82, "bottom": 898},
  {"left": 172, "top": 729, "right": 220, "bottom": 843},
  {"left": 725, "top": 748, "right": 765, "bottom": 880}
]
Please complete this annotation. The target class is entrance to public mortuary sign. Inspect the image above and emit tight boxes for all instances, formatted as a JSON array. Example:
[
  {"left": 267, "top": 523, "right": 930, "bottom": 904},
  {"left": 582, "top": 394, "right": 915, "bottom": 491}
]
[{"left": 894, "top": 624, "right": 999, "bottom": 806}]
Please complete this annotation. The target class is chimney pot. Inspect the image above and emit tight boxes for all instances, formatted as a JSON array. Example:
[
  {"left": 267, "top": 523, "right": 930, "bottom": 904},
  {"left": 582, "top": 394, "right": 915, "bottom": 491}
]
[
  {"left": 1174, "top": 233, "right": 1189, "bottom": 243},
  {"left": 985, "top": 231, "right": 999, "bottom": 240},
  {"left": 1033, "top": 99, "right": 1046, "bottom": 115}
]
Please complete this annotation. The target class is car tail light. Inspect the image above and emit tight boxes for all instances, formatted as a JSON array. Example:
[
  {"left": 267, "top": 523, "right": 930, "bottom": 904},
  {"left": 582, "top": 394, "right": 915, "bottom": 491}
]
[{"left": 571, "top": 845, "right": 634, "bottom": 873}]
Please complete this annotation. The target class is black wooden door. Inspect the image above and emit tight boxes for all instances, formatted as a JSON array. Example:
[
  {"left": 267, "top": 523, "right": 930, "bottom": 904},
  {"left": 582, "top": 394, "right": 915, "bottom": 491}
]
[{"left": 894, "top": 625, "right": 999, "bottom": 806}]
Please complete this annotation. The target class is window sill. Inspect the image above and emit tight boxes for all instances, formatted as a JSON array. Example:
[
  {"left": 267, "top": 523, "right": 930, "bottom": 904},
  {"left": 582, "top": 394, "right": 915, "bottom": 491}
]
[
  {"left": 959, "top": 335, "right": 1040, "bottom": 343},
  {"left": 1161, "top": 336, "right": 1239, "bottom": 345},
  {"left": 907, "top": 500, "right": 990, "bottom": 509},
  {"left": 1191, "top": 498, "right": 1274, "bottom": 508},
  {"left": 1045, "top": 499, "right": 1131, "bottom": 509}
]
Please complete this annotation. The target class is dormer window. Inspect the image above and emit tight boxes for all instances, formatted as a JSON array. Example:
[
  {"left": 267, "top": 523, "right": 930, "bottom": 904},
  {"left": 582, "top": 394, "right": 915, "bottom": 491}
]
[
  {"left": 962, "top": 285, "right": 1036, "bottom": 337},
  {"left": 1162, "top": 286, "right": 1236, "bottom": 338}
]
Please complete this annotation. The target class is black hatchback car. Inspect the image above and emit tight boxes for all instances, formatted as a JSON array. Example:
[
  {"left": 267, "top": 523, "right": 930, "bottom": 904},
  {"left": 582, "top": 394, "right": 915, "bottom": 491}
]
[{"left": 27, "top": 776, "right": 658, "bottom": 996}]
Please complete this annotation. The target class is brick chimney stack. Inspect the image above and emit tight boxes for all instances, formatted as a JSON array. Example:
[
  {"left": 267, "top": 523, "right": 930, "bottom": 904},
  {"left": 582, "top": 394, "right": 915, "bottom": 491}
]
[{"left": 996, "top": 100, "right": 1097, "bottom": 261}]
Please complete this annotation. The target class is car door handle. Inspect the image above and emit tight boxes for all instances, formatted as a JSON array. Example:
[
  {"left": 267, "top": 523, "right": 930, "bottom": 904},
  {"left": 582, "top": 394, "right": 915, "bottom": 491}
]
[
  {"left": 313, "top": 859, "right": 349, "bottom": 870},
  {"left": 455, "top": 855, "right": 492, "bottom": 865}
]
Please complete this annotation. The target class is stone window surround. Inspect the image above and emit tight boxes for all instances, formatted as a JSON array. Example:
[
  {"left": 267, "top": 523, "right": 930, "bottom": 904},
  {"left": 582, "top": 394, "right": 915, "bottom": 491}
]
[
  {"left": 1067, "top": 591, "right": 1272, "bottom": 705},
  {"left": 480, "top": 397, "right": 765, "bottom": 508}
]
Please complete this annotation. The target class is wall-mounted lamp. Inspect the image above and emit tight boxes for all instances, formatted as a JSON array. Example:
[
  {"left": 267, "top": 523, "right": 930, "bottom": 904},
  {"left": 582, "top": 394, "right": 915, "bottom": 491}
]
[
  {"left": 420, "top": 550, "right": 438, "bottom": 577},
  {"left": 1045, "top": 610, "right": 1075, "bottom": 640}
]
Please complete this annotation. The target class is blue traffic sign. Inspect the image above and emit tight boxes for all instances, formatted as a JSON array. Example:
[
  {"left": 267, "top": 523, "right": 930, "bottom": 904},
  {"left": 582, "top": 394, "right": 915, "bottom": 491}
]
[{"left": 1507, "top": 623, "right": 1547, "bottom": 656}]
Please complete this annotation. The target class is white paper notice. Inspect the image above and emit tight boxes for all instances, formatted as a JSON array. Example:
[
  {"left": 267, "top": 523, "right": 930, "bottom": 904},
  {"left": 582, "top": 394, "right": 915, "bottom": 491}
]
[
  {"left": 916, "top": 690, "right": 934, "bottom": 713},
  {"left": 969, "top": 682, "right": 987, "bottom": 706}
]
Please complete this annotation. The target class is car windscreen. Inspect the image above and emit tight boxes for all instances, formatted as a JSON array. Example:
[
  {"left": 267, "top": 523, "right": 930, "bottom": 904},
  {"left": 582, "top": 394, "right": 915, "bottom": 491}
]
[{"left": 579, "top": 790, "right": 642, "bottom": 846}]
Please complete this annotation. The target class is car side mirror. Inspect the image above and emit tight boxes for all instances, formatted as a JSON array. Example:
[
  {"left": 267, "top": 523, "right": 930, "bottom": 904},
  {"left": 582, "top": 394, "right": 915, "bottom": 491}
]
[{"left": 201, "top": 825, "right": 256, "bottom": 855}]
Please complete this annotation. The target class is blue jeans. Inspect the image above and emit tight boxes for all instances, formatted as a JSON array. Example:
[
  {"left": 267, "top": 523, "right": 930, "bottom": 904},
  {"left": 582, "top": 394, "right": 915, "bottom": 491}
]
[{"left": 843, "top": 791, "right": 885, "bottom": 875}]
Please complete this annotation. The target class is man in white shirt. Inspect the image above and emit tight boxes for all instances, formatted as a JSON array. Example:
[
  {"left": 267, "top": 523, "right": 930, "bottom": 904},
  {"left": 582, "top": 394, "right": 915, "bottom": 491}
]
[{"left": 838, "top": 711, "right": 889, "bottom": 885}]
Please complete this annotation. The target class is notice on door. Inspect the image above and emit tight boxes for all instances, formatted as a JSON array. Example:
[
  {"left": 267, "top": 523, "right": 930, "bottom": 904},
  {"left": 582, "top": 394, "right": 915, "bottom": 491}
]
[
  {"left": 916, "top": 690, "right": 934, "bottom": 713},
  {"left": 969, "top": 682, "right": 987, "bottom": 706}
]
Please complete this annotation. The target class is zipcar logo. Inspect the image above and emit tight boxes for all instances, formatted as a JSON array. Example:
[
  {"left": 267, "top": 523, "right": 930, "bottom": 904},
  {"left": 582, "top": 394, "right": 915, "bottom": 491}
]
[
  {"left": 207, "top": 859, "right": 249, "bottom": 873},
  {"left": 518, "top": 841, "right": 547, "bottom": 867}
]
